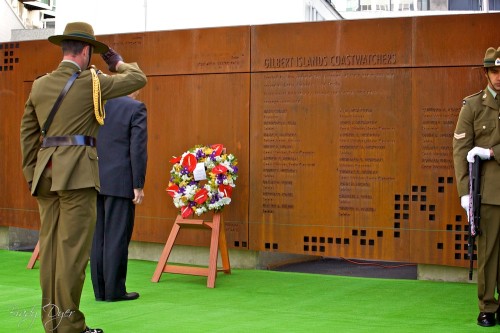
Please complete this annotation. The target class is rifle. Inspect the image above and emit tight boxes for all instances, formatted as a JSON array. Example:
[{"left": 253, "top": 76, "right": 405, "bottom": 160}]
[{"left": 468, "top": 155, "right": 481, "bottom": 281}]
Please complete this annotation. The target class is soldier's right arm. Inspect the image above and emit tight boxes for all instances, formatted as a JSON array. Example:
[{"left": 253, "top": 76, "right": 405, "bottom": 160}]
[{"left": 99, "top": 62, "right": 147, "bottom": 101}]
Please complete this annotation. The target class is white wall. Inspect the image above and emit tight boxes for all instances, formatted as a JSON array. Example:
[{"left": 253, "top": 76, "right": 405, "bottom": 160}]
[
  {"left": 0, "top": 0, "right": 24, "bottom": 42},
  {"left": 55, "top": 0, "right": 311, "bottom": 35}
]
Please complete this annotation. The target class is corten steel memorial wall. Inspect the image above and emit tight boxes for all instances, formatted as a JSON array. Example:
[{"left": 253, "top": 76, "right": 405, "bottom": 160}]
[{"left": 1, "top": 13, "right": 500, "bottom": 268}]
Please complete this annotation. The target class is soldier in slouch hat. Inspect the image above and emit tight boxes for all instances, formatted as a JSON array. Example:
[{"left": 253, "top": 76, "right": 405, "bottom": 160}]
[
  {"left": 453, "top": 47, "right": 500, "bottom": 327},
  {"left": 20, "top": 21, "right": 147, "bottom": 333}
]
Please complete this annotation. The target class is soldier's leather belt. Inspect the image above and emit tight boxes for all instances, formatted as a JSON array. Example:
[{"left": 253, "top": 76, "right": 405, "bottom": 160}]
[{"left": 41, "top": 135, "right": 96, "bottom": 148}]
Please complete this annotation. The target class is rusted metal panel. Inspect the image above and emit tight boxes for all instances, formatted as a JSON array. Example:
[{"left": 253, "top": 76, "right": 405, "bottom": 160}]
[
  {"left": 0, "top": 41, "right": 41, "bottom": 229},
  {"left": 98, "top": 26, "right": 251, "bottom": 76},
  {"left": 413, "top": 14, "right": 500, "bottom": 67},
  {"left": 0, "top": 27, "right": 251, "bottom": 250},
  {"left": 248, "top": 12, "right": 500, "bottom": 267},
  {"left": 408, "top": 67, "right": 484, "bottom": 265}
]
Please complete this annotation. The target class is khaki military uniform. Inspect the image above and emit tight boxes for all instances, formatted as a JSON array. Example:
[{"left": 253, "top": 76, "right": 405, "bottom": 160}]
[
  {"left": 453, "top": 87, "right": 500, "bottom": 313},
  {"left": 20, "top": 61, "right": 147, "bottom": 333}
]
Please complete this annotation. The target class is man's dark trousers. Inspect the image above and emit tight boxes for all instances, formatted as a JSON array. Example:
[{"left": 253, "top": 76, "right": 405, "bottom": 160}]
[{"left": 91, "top": 195, "right": 135, "bottom": 299}]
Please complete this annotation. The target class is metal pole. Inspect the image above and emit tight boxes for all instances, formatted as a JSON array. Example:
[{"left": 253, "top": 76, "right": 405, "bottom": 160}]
[{"left": 482, "top": 0, "right": 489, "bottom": 12}]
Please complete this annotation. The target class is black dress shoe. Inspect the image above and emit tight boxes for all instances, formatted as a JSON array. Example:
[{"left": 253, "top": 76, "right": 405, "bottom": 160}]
[
  {"left": 109, "top": 291, "right": 139, "bottom": 302},
  {"left": 81, "top": 326, "right": 104, "bottom": 333},
  {"left": 478, "top": 312, "right": 496, "bottom": 327}
]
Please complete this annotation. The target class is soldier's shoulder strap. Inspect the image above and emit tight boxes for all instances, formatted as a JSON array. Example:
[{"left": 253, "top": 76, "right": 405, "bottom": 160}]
[{"left": 462, "top": 90, "right": 483, "bottom": 105}]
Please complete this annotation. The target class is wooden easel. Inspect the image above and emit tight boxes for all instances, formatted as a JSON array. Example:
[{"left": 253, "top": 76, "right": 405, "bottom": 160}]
[
  {"left": 27, "top": 240, "right": 40, "bottom": 269},
  {"left": 151, "top": 212, "right": 231, "bottom": 288}
]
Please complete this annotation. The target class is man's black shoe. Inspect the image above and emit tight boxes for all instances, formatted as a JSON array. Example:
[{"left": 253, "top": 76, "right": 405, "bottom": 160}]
[
  {"left": 81, "top": 326, "right": 104, "bottom": 333},
  {"left": 478, "top": 312, "right": 496, "bottom": 327},
  {"left": 108, "top": 292, "right": 139, "bottom": 302}
]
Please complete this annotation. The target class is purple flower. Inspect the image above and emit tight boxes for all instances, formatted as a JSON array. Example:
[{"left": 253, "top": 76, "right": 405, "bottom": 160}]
[
  {"left": 196, "top": 149, "right": 205, "bottom": 159},
  {"left": 209, "top": 151, "right": 217, "bottom": 161},
  {"left": 216, "top": 174, "right": 226, "bottom": 185}
]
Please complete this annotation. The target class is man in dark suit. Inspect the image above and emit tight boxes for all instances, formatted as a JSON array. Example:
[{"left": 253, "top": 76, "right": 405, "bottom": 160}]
[
  {"left": 90, "top": 90, "right": 148, "bottom": 302},
  {"left": 20, "top": 22, "right": 147, "bottom": 333}
]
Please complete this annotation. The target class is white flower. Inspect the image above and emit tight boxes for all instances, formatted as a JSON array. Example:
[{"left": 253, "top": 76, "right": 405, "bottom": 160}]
[
  {"left": 195, "top": 207, "right": 207, "bottom": 216},
  {"left": 184, "top": 184, "right": 197, "bottom": 198},
  {"left": 220, "top": 161, "right": 234, "bottom": 172},
  {"left": 220, "top": 197, "right": 231, "bottom": 205},
  {"left": 203, "top": 184, "right": 213, "bottom": 195},
  {"left": 173, "top": 195, "right": 184, "bottom": 208},
  {"left": 205, "top": 160, "right": 216, "bottom": 170}
]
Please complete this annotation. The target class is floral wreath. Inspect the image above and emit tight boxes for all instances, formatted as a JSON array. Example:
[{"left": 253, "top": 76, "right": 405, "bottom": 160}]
[{"left": 166, "top": 144, "right": 238, "bottom": 218}]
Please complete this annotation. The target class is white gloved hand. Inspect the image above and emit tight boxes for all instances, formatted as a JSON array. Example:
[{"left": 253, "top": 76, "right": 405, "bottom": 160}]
[
  {"left": 461, "top": 195, "right": 470, "bottom": 218},
  {"left": 467, "top": 147, "right": 490, "bottom": 162}
]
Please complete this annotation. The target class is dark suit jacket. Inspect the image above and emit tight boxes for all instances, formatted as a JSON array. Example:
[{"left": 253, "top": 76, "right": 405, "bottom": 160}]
[{"left": 97, "top": 96, "right": 148, "bottom": 199}]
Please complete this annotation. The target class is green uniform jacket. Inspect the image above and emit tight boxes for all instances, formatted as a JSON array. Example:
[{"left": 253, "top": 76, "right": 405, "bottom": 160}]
[
  {"left": 453, "top": 87, "right": 500, "bottom": 205},
  {"left": 20, "top": 61, "right": 147, "bottom": 195}
]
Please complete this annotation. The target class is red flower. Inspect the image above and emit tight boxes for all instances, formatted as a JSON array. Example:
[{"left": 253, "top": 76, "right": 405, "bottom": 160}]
[
  {"left": 169, "top": 156, "right": 181, "bottom": 164},
  {"left": 194, "top": 188, "right": 208, "bottom": 204},
  {"left": 181, "top": 206, "right": 193, "bottom": 218},
  {"left": 212, "top": 164, "right": 228, "bottom": 174},
  {"left": 211, "top": 144, "right": 224, "bottom": 156},
  {"left": 166, "top": 184, "right": 179, "bottom": 197},
  {"left": 181, "top": 153, "right": 197, "bottom": 172},
  {"left": 219, "top": 184, "right": 233, "bottom": 198}
]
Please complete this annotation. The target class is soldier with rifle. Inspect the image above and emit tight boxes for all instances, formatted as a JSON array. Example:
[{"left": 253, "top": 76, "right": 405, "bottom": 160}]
[{"left": 453, "top": 47, "right": 500, "bottom": 327}]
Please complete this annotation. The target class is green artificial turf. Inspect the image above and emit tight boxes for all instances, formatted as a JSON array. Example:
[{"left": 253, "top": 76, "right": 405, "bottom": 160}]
[{"left": 0, "top": 249, "right": 486, "bottom": 332}]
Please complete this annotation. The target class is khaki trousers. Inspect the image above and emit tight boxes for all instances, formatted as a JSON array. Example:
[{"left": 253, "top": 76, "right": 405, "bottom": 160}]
[
  {"left": 477, "top": 204, "right": 500, "bottom": 313},
  {"left": 36, "top": 166, "right": 97, "bottom": 333}
]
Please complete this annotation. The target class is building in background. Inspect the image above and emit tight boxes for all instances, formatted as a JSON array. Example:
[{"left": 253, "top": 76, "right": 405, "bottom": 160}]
[
  {"left": 2, "top": 0, "right": 341, "bottom": 42},
  {"left": 339, "top": 0, "right": 495, "bottom": 18},
  {"left": 2, "top": 0, "right": 497, "bottom": 42},
  {"left": 2, "top": 0, "right": 55, "bottom": 41},
  {"left": 54, "top": 0, "right": 342, "bottom": 35}
]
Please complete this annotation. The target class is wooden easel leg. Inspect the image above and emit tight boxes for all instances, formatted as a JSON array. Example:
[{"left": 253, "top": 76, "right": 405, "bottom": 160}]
[
  {"left": 218, "top": 218, "right": 231, "bottom": 274},
  {"left": 27, "top": 240, "right": 40, "bottom": 269},
  {"left": 207, "top": 213, "right": 221, "bottom": 288},
  {"left": 151, "top": 222, "right": 181, "bottom": 282}
]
